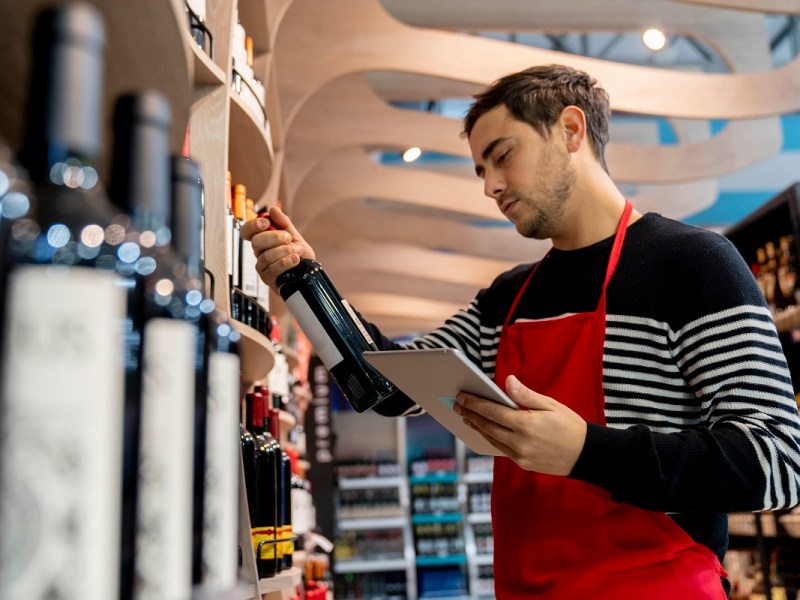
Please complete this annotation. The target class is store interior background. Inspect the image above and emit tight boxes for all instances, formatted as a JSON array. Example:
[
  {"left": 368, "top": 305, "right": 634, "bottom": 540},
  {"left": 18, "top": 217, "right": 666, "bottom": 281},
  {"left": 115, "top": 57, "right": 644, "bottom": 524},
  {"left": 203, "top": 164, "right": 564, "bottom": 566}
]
[{"left": 3, "top": 1, "right": 800, "bottom": 599}]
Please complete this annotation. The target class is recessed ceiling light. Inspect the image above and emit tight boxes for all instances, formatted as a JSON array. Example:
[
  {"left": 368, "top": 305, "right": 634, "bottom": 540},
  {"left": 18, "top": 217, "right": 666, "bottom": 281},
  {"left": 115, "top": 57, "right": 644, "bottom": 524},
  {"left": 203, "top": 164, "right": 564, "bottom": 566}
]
[
  {"left": 402, "top": 147, "right": 422, "bottom": 162},
  {"left": 642, "top": 28, "right": 667, "bottom": 51}
]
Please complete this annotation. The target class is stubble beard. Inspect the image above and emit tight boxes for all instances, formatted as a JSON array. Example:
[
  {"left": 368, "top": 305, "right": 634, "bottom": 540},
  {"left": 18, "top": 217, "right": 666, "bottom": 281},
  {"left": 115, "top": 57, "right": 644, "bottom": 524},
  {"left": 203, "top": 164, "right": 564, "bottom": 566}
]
[{"left": 515, "top": 151, "right": 576, "bottom": 240}]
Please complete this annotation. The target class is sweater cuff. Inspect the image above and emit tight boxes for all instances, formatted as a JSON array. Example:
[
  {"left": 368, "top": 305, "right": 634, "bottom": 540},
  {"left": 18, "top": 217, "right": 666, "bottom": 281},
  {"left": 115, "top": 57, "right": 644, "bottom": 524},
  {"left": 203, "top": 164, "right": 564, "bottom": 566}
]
[{"left": 568, "top": 422, "right": 631, "bottom": 489}]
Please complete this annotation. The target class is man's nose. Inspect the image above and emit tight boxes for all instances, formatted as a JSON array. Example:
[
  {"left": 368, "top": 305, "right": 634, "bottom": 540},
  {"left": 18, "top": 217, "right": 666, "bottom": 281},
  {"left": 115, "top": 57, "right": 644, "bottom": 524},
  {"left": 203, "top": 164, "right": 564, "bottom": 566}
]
[{"left": 484, "top": 171, "right": 506, "bottom": 200}]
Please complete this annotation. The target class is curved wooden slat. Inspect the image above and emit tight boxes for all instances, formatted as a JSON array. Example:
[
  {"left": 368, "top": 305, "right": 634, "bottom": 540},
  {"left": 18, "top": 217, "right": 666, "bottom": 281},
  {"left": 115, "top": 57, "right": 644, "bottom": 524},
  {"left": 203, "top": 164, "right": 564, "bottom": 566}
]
[
  {"left": 291, "top": 148, "right": 503, "bottom": 230},
  {"left": 674, "top": 0, "right": 800, "bottom": 14},
  {"left": 320, "top": 241, "right": 517, "bottom": 288},
  {"left": 284, "top": 74, "right": 781, "bottom": 203},
  {"left": 304, "top": 200, "right": 545, "bottom": 262},
  {"left": 275, "top": 0, "right": 800, "bottom": 128},
  {"left": 294, "top": 147, "right": 721, "bottom": 230}
]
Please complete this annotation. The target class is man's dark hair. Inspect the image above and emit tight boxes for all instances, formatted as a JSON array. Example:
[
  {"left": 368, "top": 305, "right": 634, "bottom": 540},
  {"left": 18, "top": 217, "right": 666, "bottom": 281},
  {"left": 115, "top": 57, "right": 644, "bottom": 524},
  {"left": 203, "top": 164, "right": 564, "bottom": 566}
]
[{"left": 463, "top": 64, "right": 611, "bottom": 172}]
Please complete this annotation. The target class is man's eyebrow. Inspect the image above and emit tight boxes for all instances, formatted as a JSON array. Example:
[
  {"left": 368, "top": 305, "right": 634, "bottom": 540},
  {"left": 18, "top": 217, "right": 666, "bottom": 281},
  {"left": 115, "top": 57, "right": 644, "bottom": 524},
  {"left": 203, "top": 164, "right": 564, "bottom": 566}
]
[
  {"left": 481, "top": 137, "right": 510, "bottom": 162},
  {"left": 474, "top": 137, "right": 510, "bottom": 177}
]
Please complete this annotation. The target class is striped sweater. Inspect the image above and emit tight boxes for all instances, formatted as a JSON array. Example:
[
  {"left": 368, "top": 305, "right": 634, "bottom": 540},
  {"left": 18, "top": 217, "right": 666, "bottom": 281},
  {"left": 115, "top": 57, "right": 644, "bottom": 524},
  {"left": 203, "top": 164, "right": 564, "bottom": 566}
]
[{"left": 364, "top": 213, "right": 800, "bottom": 561}]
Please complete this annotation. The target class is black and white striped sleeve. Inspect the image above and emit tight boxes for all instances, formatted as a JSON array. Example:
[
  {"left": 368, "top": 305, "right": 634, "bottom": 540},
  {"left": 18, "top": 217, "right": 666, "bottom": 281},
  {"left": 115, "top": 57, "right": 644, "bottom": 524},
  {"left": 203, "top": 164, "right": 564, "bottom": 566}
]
[{"left": 571, "top": 236, "right": 800, "bottom": 513}]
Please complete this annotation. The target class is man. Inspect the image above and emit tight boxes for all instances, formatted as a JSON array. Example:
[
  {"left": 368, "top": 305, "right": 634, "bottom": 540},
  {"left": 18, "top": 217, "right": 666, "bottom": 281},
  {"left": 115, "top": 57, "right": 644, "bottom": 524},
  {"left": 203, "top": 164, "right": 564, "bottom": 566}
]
[{"left": 243, "top": 65, "right": 800, "bottom": 598}]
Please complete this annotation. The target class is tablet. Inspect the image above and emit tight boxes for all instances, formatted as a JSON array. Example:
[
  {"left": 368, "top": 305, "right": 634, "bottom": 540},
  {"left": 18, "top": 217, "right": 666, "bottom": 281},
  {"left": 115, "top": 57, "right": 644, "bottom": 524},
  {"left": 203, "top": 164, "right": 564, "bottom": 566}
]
[{"left": 362, "top": 348, "right": 518, "bottom": 456}]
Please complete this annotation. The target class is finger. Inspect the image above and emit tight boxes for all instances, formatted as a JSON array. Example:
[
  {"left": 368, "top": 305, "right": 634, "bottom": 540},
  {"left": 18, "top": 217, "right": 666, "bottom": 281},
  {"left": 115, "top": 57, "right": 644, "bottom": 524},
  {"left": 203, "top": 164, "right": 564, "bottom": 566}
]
[
  {"left": 504, "top": 375, "right": 555, "bottom": 411},
  {"left": 454, "top": 398, "right": 514, "bottom": 439},
  {"left": 456, "top": 391, "right": 521, "bottom": 431},
  {"left": 269, "top": 206, "right": 305, "bottom": 243},
  {"left": 461, "top": 416, "right": 515, "bottom": 457},
  {"left": 255, "top": 246, "right": 300, "bottom": 285},
  {"left": 240, "top": 217, "right": 271, "bottom": 241},
  {"left": 250, "top": 228, "right": 293, "bottom": 255}
]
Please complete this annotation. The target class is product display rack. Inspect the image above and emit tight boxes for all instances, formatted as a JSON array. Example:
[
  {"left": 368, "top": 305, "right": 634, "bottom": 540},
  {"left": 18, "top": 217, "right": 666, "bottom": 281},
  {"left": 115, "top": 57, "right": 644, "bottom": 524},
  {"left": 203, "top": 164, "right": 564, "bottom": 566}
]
[
  {"left": 332, "top": 411, "right": 497, "bottom": 599},
  {"left": 333, "top": 415, "right": 417, "bottom": 599},
  {"left": 456, "top": 442, "right": 495, "bottom": 599}
]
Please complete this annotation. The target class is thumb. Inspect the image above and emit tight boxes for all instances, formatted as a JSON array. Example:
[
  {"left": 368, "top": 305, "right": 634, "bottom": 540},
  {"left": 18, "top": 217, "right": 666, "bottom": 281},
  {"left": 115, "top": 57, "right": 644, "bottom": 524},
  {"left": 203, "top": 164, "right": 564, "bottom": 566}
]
[{"left": 505, "top": 375, "right": 552, "bottom": 410}]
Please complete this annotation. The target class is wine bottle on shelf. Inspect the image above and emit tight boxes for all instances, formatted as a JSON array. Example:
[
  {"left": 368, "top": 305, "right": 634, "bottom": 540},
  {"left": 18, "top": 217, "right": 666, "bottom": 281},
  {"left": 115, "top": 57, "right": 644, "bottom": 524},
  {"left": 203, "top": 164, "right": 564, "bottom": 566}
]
[
  {"left": 171, "top": 154, "right": 242, "bottom": 591},
  {"left": 248, "top": 391, "right": 280, "bottom": 579},
  {"left": 0, "top": 6, "right": 126, "bottom": 599},
  {"left": 231, "top": 183, "right": 246, "bottom": 322},
  {"left": 275, "top": 258, "right": 402, "bottom": 412},
  {"left": 241, "top": 197, "right": 259, "bottom": 302},
  {"left": 241, "top": 394, "right": 258, "bottom": 534},
  {"left": 110, "top": 92, "right": 204, "bottom": 600},
  {"left": 225, "top": 170, "right": 234, "bottom": 299},
  {"left": 270, "top": 407, "right": 294, "bottom": 569}
]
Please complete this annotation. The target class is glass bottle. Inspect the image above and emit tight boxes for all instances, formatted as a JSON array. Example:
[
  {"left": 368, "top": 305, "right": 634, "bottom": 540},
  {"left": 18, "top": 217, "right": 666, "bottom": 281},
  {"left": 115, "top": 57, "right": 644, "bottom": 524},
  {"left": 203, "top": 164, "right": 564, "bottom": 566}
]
[
  {"left": 0, "top": 6, "right": 126, "bottom": 598},
  {"left": 276, "top": 259, "right": 401, "bottom": 412}
]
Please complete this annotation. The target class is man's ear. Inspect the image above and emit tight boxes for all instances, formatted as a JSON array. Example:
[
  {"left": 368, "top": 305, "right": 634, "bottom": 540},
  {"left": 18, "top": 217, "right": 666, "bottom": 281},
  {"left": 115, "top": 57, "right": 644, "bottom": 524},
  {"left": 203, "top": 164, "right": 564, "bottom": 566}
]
[{"left": 559, "top": 105, "right": 587, "bottom": 154}]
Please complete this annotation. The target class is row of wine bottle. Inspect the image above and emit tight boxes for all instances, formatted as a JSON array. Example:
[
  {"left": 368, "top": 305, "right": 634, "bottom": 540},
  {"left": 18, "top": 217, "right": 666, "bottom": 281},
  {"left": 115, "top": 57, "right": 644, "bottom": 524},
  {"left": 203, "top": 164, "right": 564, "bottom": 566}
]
[
  {"left": 240, "top": 388, "right": 295, "bottom": 579},
  {"left": 0, "top": 4, "right": 240, "bottom": 599}
]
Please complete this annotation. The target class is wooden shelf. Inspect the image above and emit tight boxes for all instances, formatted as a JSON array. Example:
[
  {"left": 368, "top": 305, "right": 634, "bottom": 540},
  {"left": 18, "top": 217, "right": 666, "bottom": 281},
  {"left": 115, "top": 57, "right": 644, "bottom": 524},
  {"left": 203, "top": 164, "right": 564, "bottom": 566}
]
[
  {"left": 231, "top": 319, "right": 275, "bottom": 382},
  {"left": 229, "top": 90, "right": 273, "bottom": 204},
  {"left": 258, "top": 567, "right": 302, "bottom": 594},
  {"left": 187, "top": 27, "right": 226, "bottom": 86}
]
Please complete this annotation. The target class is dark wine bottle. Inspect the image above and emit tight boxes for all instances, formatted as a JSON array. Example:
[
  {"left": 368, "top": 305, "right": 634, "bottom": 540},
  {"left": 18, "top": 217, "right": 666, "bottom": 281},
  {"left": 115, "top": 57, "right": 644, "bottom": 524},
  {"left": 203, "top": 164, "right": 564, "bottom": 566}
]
[
  {"left": 269, "top": 407, "right": 293, "bottom": 569},
  {"left": 241, "top": 395, "right": 258, "bottom": 542},
  {"left": 172, "top": 155, "right": 242, "bottom": 591},
  {"left": 170, "top": 155, "right": 212, "bottom": 590},
  {"left": 275, "top": 259, "right": 400, "bottom": 412},
  {"left": 248, "top": 391, "right": 280, "bottom": 579},
  {"left": 111, "top": 92, "right": 200, "bottom": 600},
  {"left": 0, "top": 5, "right": 126, "bottom": 599}
]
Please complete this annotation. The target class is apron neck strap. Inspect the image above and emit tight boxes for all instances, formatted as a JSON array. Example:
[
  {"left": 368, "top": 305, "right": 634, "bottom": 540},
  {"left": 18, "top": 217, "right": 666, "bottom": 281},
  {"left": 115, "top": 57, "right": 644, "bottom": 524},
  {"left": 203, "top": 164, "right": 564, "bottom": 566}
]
[
  {"left": 603, "top": 200, "right": 633, "bottom": 292},
  {"left": 503, "top": 200, "right": 634, "bottom": 329}
]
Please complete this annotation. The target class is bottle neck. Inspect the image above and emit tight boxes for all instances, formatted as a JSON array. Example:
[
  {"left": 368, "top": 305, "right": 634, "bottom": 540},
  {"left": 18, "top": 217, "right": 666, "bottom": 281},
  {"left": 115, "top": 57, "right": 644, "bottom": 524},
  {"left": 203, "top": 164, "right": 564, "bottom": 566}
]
[
  {"left": 247, "top": 392, "right": 263, "bottom": 435},
  {"left": 23, "top": 5, "right": 106, "bottom": 186},
  {"left": 110, "top": 93, "right": 172, "bottom": 239},
  {"left": 170, "top": 156, "right": 203, "bottom": 278},
  {"left": 269, "top": 407, "right": 280, "bottom": 440}
]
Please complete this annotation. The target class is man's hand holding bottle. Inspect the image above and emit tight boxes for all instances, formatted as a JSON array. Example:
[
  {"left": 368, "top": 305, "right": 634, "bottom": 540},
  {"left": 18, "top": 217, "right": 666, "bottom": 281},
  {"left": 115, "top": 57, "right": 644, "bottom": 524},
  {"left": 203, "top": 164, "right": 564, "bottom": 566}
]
[{"left": 240, "top": 206, "right": 316, "bottom": 293}]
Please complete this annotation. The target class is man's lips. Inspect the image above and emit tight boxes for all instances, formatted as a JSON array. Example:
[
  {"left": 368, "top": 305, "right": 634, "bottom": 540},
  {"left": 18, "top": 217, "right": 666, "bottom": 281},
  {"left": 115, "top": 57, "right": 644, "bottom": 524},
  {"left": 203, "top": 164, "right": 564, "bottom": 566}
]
[{"left": 500, "top": 199, "right": 517, "bottom": 216}]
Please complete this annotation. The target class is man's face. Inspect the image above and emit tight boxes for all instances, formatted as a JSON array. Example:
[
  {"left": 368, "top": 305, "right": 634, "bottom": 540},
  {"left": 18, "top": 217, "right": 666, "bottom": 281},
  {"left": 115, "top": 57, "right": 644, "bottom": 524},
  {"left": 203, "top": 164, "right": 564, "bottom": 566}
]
[{"left": 468, "top": 104, "right": 576, "bottom": 240}]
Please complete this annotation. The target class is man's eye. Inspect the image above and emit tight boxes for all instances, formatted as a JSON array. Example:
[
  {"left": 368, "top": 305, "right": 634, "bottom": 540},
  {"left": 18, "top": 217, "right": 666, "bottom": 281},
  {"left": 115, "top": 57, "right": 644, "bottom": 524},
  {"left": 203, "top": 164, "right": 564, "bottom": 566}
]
[{"left": 496, "top": 151, "right": 509, "bottom": 164}]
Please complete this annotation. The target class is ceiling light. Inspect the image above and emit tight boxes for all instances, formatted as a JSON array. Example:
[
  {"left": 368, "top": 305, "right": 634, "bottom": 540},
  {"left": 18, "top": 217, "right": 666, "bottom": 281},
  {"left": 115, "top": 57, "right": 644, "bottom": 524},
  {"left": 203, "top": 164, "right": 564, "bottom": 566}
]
[
  {"left": 402, "top": 147, "right": 422, "bottom": 162},
  {"left": 642, "top": 28, "right": 667, "bottom": 51}
]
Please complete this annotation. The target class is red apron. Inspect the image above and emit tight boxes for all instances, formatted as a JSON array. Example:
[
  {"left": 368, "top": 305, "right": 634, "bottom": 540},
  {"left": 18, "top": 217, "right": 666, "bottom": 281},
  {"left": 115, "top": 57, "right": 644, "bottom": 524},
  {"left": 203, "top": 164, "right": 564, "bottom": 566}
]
[{"left": 491, "top": 201, "right": 727, "bottom": 599}]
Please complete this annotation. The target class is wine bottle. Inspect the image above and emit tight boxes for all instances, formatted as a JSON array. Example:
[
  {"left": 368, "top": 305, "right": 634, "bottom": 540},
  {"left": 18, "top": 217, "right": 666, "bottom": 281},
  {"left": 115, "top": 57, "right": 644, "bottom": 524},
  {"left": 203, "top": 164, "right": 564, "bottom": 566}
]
[
  {"left": 275, "top": 259, "right": 400, "bottom": 412},
  {"left": 0, "top": 6, "right": 126, "bottom": 599},
  {"left": 241, "top": 394, "right": 258, "bottom": 531},
  {"left": 111, "top": 92, "right": 200, "bottom": 600},
  {"left": 269, "top": 407, "right": 294, "bottom": 569},
  {"left": 171, "top": 154, "right": 242, "bottom": 591},
  {"left": 248, "top": 391, "right": 280, "bottom": 578}
]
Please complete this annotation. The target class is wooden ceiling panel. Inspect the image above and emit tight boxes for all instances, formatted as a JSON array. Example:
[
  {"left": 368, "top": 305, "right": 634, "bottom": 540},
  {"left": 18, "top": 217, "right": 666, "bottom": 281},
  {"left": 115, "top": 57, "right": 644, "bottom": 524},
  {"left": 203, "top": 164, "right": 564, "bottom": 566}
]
[{"left": 269, "top": 0, "right": 790, "bottom": 335}]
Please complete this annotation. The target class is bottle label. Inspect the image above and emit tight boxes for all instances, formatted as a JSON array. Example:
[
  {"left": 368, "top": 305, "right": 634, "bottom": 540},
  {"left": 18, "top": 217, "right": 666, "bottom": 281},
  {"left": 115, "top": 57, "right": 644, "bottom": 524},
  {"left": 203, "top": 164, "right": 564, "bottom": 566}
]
[
  {"left": 202, "top": 351, "right": 241, "bottom": 591},
  {"left": 241, "top": 239, "right": 258, "bottom": 297},
  {"left": 225, "top": 213, "right": 234, "bottom": 278},
  {"left": 282, "top": 525, "right": 294, "bottom": 559},
  {"left": 232, "top": 225, "right": 241, "bottom": 287},
  {"left": 342, "top": 299, "right": 376, "bottom": 346},
  {"left": 256, "top": 278, "right": 270, "bottom": 311},
  {"left": 252, "top": 527, "right": 276, "bottom": 560},
  {"left": 135, "top": 319, "right": 196, "bottom": 600},
  {"left": 0, "top": 266, "right": 126, "bottom": 600},
  {"left": 284, "top": 291, "right": 344, "bottom": 369}
]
